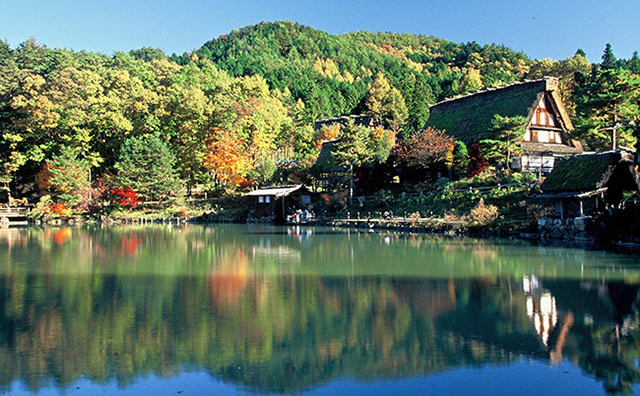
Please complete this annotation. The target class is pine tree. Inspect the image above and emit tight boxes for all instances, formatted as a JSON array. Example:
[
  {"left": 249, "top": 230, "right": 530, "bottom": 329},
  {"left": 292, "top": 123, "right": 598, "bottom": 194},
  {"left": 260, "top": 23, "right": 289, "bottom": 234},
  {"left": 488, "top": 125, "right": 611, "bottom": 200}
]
[
  {"left": 115, "top": 135, "right": 182, "bottom": 201},
  {"left": 601, "top": 43, "right": 617, "bottom": 70},
  {"left": 46, "top": 147, "right": 90, "bottom": 209},
  {"left": 629, "top": 51, "right": 640, "bottom": 74},
  {"left": 575, "top": 67, "right": 640, "bottom": 150},
  {"left": 479, "top": 115, "right": 528, "bottom": 168}
]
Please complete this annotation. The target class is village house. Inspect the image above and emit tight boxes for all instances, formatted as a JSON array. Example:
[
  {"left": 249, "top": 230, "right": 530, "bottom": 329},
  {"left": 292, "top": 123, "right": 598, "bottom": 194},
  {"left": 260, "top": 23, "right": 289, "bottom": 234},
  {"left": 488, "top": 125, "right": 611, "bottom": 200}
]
[
  {"left": 425, "top": 76, "right": 582, "bottom": 173},
  {"left": 535, "top": 149, "right": 640, "bottom": 239},
  {"left": 538, "top": 149, "right": 640, "bottom": 218},
  {"left": 244, "top": 185, "right": 314, "bottom": 223},
  {"left": 312, "top": 114, "right": 377, "bottom": 192}
]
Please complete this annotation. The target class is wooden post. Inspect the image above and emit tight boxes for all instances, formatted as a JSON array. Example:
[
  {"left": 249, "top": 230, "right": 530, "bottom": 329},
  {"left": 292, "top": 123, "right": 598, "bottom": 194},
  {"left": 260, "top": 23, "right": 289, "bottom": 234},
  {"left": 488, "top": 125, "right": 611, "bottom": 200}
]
[{"left": 579, "top": 200, "right": 584, "bottom": 217}]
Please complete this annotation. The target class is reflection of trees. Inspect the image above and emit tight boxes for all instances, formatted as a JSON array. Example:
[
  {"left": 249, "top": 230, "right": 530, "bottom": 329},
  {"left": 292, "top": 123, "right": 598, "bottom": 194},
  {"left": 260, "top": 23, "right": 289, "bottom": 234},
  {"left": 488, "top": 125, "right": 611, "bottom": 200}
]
[
  {"left": 0, "top": 271, "right": 638, "bottom": 394},
  {"left": 0, "top": 227, "right": 639, "bottom": 393}
]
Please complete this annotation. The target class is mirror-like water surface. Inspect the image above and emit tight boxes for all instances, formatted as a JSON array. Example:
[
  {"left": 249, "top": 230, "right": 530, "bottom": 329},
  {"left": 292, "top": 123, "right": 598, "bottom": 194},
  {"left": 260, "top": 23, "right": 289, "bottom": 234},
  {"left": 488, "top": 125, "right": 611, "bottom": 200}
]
[{"left": 1, "top": 225, "right": 639, "bottom": 395}]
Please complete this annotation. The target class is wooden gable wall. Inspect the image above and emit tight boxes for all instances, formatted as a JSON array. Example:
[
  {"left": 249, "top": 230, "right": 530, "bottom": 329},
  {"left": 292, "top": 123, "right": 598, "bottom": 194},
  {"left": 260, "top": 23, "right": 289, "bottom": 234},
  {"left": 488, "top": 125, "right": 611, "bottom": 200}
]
[{"left": 524, "top": 93, "right": 564, "bottom": 144}]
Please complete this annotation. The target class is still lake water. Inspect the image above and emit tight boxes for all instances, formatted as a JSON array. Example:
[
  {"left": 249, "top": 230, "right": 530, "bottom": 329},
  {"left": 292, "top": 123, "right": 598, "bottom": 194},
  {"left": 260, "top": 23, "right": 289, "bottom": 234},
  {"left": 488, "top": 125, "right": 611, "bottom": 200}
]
[{"left": 0, "top": 225, "right": 640, "bottom": 395}]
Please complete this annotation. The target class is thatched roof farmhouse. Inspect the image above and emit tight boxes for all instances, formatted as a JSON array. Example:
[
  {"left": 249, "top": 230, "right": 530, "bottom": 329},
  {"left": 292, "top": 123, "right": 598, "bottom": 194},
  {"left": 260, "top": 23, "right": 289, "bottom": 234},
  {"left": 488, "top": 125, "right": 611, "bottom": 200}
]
[{"left": 426, "top": 77, "right": 582, "bottom": 173}]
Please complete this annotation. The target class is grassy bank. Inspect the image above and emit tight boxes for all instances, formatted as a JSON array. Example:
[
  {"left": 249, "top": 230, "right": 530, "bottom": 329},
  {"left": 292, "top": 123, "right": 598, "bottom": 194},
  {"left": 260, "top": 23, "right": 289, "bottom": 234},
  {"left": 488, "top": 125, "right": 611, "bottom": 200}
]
[{"left": 326, "top": 172, "right": 541, "bottom": 234}]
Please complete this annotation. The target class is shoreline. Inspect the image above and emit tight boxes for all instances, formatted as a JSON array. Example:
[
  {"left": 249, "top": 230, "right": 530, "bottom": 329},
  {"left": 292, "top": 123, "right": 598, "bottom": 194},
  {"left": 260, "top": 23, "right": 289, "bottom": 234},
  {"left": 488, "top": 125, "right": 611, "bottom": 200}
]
[{"left": 5, "top": 217, "right": 640, "bottom": 255}]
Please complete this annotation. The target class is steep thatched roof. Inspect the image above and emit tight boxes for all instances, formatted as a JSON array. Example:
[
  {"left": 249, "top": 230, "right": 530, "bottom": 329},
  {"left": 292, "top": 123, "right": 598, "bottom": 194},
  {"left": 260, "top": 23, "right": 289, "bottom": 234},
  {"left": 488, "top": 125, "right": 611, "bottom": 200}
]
[
  {"left": 425, "top": 77, "right": 574, "bottom": 144},
  {"left": 540, "top": 150, "right": 640, "bottom": 193}
]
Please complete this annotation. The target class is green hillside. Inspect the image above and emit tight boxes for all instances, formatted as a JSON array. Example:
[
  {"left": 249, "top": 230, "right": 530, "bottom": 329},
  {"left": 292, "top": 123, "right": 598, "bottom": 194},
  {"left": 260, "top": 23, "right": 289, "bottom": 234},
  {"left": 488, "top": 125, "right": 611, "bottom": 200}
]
[{"left": 172, "top": 21, "right": 532, "bottom": 134}]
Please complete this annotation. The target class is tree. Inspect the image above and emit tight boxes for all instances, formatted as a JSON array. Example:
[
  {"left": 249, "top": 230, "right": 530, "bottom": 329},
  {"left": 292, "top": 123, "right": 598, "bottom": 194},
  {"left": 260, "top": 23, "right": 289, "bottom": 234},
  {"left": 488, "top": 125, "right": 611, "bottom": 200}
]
[
  {"left": 365, "top": 72, "right": 408, "bottom": 134},
  {"left": 478, "top": 115, "right": 528, "bottom": 168},
  {"left": 405, "top": 73, "right": 433, "bottom": 138},
  {"left": 114, "top": 135, "right": 182, "bottom": 201},
  {"left": 451, "top": 141, "right": 470, "bottom": 178},
  {"left": 575, "top": 67, "right": 640, "bottom": 150},
  {"left": 332, "top": 120, "right": 377, "bottom": 202},
  {"left": 459, "top": 68, "right": 483, "bottom": 94},
  {"left": 393, "top": 127, "right": 453, "bottom": 171},
  {"left": 42, "top": 146, "right": 91, "bottom": 209},
  {"left": 203, "top": 127, "right": 251, "bottom": 190},
  {"left": 601, "top": 43, "right": 617, "bottom": 70}
]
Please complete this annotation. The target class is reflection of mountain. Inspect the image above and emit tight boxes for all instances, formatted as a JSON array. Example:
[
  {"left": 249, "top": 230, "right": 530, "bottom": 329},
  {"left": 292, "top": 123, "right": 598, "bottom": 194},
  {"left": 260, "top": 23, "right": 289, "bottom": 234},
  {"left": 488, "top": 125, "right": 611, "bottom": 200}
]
[{"left": 0, "top": 227, "right": 639, "bottom": 394}]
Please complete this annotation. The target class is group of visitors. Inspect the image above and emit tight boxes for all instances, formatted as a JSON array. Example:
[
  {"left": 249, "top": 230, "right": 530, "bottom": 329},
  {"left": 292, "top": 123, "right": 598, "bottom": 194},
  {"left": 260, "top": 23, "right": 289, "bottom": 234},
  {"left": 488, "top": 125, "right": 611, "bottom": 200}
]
[{"left": 289, "top": 207, "right": 313, "bottom": 223}]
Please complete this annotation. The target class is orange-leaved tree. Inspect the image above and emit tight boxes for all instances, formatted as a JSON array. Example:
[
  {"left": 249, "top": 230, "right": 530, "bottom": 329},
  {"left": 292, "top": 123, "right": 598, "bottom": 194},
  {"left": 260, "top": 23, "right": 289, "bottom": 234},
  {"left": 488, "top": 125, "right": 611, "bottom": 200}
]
[
  {"left": 203, "top": 127, "right": 251, "bottom": 189},
  {"left": 393, "top": 127, "right": 454, "bottom": 171}
]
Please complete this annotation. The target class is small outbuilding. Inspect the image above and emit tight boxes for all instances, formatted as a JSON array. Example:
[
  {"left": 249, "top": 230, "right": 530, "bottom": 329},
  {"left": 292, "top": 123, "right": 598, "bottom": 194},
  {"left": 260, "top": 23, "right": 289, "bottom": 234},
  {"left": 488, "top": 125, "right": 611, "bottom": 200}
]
[
  {"left": 244, "top": 185, "right": 314, "bottom": 223},
  {"left": 538, "top": 150, "right": 640, "bottom": 219}
]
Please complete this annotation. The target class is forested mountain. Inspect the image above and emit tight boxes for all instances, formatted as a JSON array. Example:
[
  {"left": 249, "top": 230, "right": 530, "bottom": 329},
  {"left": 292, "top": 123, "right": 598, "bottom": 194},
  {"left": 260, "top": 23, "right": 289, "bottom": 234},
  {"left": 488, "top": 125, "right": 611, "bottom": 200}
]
[
  {"left": 0, "top": 20, "right": 639, "bottom": 213},
  {"left": 172, "top": 21, "right": 531, "bottom": 134}
]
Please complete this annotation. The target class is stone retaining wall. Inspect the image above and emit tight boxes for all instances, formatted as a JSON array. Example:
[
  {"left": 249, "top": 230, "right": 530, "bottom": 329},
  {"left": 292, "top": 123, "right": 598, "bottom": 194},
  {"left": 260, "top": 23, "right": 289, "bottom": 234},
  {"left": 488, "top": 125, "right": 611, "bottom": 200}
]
[{"left": 538, "top": 216, "right": 595, "bottom": 241}]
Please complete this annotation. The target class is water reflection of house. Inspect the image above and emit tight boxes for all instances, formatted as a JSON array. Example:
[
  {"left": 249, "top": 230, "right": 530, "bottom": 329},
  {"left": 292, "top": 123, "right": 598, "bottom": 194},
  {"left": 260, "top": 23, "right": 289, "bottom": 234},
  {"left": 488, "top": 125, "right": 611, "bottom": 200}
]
[
  {"left": 523, "top": 275, "right": 574, "bottom": 364},
  {"left": 251, "top": 238, "right": 301, "bottom": 265}
]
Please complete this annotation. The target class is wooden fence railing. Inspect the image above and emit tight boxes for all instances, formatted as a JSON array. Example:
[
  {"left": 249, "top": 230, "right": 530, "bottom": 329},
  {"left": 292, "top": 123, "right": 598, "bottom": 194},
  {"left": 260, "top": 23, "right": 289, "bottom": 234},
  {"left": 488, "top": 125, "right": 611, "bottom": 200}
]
[{"left": 0, "top": 207, "right": 30, "bottom": 215}]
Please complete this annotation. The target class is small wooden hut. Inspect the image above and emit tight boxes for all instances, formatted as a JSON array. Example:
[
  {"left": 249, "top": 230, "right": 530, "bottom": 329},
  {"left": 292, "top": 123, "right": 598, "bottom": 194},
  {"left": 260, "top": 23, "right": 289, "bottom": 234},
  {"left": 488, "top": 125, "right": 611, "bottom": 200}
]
[
  {"left": 244, "top": 185, "right": 314, "bottom": 223},
  {"left": 538, "top": 150, "right": 640, "bottom": 219}
]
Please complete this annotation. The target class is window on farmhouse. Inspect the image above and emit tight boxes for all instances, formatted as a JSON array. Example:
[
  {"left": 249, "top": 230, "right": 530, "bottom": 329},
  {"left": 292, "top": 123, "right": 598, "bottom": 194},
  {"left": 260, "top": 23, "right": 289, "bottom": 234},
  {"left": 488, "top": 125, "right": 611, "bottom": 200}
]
[
  {"left": 265, "top": 196, "right": 271, "bottom": 203},
  {"left": 259, "top": 196, "right": 264, "bottom": 203}
]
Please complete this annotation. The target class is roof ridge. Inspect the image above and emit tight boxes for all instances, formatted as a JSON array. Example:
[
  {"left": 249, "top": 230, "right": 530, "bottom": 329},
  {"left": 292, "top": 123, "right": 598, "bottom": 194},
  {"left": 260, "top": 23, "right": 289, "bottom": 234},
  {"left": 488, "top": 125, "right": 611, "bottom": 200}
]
[
  {"left": 315, "top": 114, "right": 371, "bottom": 123},
  {"left": 429, "top": 78, "right": 551, "bottom": 108}
]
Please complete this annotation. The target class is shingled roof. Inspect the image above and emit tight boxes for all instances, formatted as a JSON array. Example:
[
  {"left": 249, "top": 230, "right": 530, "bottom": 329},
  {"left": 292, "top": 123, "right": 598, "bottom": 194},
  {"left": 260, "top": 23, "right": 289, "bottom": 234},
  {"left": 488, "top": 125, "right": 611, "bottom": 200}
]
[
  {"left": 540, "top": 150, "right": 640, "bottom": 193},
  {"left": 425, "top": 77, "right": 574, "bottom": 144}
]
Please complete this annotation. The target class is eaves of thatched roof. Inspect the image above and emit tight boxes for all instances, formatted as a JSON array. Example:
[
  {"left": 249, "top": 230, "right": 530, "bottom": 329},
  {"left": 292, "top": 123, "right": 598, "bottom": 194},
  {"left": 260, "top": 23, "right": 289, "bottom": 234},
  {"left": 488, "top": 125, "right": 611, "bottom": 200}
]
[{"left": 520, "top": 142, "right": 582, "bottom": 155}]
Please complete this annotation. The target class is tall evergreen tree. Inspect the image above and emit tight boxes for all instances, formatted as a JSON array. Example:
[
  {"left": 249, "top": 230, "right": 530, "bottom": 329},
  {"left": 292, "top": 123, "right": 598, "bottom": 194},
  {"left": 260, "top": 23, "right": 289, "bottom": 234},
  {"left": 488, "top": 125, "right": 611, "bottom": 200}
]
[
  {"left": 601, "top": 43, "right": 617, "bottom": 70},
  {"left": 115, "top": 135, "right": 182, "bottom": 201},
  {"left": 575, "top": 67, "right": 640, "bottom": 150}
]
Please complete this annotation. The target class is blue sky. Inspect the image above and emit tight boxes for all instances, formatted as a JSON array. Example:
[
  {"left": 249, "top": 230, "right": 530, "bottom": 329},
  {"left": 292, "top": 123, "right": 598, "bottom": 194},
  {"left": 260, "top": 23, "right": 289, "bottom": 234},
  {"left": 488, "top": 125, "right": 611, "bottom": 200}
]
[{"left": 1, "top": 0, "right": 638, "bottom": 63}]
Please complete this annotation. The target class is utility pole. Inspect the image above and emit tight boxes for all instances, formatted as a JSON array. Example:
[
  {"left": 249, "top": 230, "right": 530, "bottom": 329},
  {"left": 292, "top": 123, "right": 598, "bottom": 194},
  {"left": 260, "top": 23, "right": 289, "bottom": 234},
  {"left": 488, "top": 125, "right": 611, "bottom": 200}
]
[
  {"left": 612, "top": 113, "right": 618, "bottom": 150},
  {"left": 349, "top": 164, "right": 353, "bottom": 206}
]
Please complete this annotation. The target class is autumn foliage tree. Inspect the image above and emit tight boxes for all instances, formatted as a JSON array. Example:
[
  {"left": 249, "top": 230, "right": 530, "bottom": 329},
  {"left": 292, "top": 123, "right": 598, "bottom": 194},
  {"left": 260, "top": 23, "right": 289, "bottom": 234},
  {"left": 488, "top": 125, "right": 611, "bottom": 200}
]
[
  {"left": 112, "top": 187, "right": 142, "bottom": 209},
  {"left": 203, "top": 127, "right": 251, "bottom": 190},
  {"left": 393, "top": 127, "right": 453, "bottom": 173}
]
